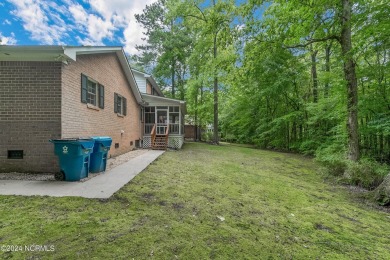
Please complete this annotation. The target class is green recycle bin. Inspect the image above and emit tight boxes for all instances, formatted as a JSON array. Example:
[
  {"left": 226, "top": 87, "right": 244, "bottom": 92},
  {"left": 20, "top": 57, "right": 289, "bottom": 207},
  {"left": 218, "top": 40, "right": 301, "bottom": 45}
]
[
  {"left": 50, "top": 138, "right": 95, "bottom": 181},
  {"left": 89, "top": 136, "right": 112, "bottom": 173}
]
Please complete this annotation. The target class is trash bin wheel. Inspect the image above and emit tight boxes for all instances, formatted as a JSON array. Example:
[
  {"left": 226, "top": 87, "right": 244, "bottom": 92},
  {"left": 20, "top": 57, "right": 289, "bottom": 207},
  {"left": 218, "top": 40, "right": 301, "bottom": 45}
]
[{"left": 54, "top": 171, "right": 65, "bottom": 181}]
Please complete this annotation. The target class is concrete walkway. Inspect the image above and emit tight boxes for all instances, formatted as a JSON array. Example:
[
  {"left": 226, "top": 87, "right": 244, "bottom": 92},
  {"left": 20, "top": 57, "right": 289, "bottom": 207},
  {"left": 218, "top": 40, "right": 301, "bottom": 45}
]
[{"left": 0, "top": 150, "right": 164, "bottom": 199}]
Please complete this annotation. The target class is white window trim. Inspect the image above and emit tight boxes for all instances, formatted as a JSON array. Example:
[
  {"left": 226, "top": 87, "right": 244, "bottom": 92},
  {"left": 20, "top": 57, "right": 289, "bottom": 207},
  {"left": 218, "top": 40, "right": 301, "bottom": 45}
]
[{"left": 87, "top": 78, "right": 99, "bottom": 107}]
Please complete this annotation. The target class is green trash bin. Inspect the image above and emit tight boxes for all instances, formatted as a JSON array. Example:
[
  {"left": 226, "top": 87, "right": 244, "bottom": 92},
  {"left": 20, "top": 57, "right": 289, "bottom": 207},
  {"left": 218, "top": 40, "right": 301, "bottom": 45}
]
[
  {"left": 50, "top": 138, "right": 95, "bottom": 181},
  {"left": 90, "top": 136, "right": 112, "bottom": 173}
]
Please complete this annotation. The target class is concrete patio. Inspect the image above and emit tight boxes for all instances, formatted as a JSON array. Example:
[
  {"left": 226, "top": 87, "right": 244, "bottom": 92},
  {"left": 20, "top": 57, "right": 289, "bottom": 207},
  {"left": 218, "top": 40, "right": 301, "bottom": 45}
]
[{"left": 0, "top": 150, "right": 164, "bottom": 199}]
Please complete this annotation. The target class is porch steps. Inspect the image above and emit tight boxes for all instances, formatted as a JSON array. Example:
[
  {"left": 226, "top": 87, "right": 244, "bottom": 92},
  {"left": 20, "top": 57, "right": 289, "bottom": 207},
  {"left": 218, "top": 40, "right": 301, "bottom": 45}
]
[{"left": 152, "top": 135, "right": 168, "bottom": 150}]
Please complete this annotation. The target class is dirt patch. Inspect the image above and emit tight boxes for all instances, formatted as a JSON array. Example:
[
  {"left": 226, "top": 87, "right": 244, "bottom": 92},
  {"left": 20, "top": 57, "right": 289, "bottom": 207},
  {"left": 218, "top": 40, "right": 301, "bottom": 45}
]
[
  {"left": 337, "top": 213, "right": 362, "bottom": 224},
  {"left": 141, "top": 192, "right": 155, "bottom": 202},
  {"left": 172, "top": 202, "right": 184, "bottom": 211},
  {"left": 159, "top": 200, "right": 167, "bottom": 206},
  {"left": 314, "top": 223, "right": 334, "bottom": 233}
]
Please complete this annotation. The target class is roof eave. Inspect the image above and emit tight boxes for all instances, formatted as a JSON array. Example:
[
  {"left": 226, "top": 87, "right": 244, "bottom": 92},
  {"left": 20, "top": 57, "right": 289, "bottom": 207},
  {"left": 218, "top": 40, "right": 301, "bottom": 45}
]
[
  {"left": 141, "top": 93, "right": 186, "bottom": 113},
  {"left": 146, "top": 76, "right": 164, "bottom": 97}
]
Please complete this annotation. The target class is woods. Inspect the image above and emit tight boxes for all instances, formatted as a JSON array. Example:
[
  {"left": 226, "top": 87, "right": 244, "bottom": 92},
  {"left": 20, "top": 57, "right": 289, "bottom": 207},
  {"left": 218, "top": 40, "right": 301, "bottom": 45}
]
[{"left": 134, "top": 0, "right": 389, "bottom": 193}]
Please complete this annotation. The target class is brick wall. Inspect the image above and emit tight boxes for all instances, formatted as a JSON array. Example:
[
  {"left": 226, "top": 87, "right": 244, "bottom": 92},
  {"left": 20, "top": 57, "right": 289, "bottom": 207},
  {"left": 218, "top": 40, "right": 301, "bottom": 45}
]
[
  {"left": 61, "top": 53, "right": 142, "bottom": 157},
  {"left": 0, "top": 61, "right": 62, "bottom": 172}
]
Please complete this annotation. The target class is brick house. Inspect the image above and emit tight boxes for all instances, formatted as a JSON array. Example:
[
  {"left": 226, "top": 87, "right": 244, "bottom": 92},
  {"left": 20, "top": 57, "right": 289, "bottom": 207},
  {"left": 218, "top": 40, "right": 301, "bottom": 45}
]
[{"left": 0, "top": 45, "right": 185, "bottom": 173}]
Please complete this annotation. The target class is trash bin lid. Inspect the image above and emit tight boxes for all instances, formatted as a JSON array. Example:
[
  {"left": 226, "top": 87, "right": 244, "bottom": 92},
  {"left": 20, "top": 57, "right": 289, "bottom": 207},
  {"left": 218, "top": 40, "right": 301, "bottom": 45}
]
[
  {"left": 90, "top": 136, "right": 112, "bottom": 147},
  {"left": 91, "top": 136, "right": 112, "bottom": 140},
  {"left": 50, "top": 138, "right": 95, "bottom": 149},
  {"left": 76, "top": 139, "right": 95, "bottom": 149}
]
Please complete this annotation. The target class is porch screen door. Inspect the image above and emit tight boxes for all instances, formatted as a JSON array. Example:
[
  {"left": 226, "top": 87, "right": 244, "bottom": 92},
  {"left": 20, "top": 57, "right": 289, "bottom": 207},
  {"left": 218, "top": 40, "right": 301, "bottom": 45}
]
[{"left": 156, "top": 109, "right": 168, "bottom": 135}]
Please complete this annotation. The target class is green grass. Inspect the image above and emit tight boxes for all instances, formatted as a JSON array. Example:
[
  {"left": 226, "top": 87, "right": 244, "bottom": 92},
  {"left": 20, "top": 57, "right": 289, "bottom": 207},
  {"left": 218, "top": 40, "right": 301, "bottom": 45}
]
[{"left": 1, "top": 142, "right": 390, "bottom": 259}]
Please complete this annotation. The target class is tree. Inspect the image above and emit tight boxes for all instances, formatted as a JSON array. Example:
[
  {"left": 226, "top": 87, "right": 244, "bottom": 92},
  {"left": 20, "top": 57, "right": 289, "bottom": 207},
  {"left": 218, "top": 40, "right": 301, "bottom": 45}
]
[
  {"left": 135, "top": 0, "right": 192, "bottom": 98},
  {"left": 248, "top": 0, "right": 361, "bottom": 160},
  {"left": 169, "top": 0, "right": 237, "bottom": 144}
]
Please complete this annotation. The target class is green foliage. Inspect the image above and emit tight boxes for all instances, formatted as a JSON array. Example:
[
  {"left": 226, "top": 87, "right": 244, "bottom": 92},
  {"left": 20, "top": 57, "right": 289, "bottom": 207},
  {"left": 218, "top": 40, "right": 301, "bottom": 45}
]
[
  {"left": 315, "top": 141, "right": 348, "bottom": 176},
  {"left": 316, "top": 146, "right": 389, "bottom": 190},
  {"left": 134, "top": 0, "right": 192, "bottom": 98},
  {"left": 219, "top": 0, "right": 389, "bottom": 171},
  {"left": 201, "top": 131, "right": 213, "bottom": 142},
  {"left": 344, "top": 159, "right": 389, "bottom": 190}
]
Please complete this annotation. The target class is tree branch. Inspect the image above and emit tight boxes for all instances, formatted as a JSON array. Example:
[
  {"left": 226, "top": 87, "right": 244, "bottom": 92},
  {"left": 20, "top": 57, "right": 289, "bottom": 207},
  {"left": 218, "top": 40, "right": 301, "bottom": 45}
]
[
  {"left": 284, "top": 35, "right": 340, "bottom": 49},
  {"left": 194, "top": 4, "right": 207, "bottom": 22},
  {"left": 184, "top": 14, "right": 206, "bottom": 22}
]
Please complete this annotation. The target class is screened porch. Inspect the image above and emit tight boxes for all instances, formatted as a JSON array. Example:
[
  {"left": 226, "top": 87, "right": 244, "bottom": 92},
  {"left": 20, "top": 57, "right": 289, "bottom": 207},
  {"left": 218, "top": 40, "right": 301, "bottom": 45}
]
[
  {"left": 144, "top": 106, "right": 184, "bottom": 136},
  {"left": 141, "top": 94, "right": 186, "bottom": 149}
]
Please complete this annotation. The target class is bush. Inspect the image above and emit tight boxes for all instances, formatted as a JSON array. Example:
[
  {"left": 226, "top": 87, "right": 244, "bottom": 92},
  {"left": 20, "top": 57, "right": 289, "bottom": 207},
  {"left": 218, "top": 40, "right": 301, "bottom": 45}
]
[
  {"left": 315, "top": 145, "right": 347, "bottom": 176},
  {"left": 201, "top": 132, "right": 213, "bottom": 142},
  {"left": 343, "top": 159, "right": 389, "bottom": 190},
  {"left": 374, "top": 174, "right": 390, "bottom": 206},
  {"left": 316, "top": 145, "right": 389, "bottom": 190}
]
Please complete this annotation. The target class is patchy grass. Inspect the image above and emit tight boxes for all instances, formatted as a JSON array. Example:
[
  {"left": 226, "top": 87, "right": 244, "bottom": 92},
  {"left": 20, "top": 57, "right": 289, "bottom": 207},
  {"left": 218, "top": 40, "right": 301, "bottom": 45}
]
[{"left": 1, "top": 142, "right": 389, "bottom": 259}]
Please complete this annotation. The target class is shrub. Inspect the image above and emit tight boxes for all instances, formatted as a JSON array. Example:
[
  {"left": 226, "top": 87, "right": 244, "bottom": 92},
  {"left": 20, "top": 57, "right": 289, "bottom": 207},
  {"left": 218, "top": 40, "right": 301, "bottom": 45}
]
[
  {"left": 315, "top": 145, "right": 347, "bottom": 176},
  {"left": 201, "top": 132, "right": 213, "bottom": 142},
  {"left": 343, "top": 159, "right": 389, "bottom": 190},
  {"left": 374, "top": 174, "right": 390, "bottom": 206},
  {"left": 316, "top": 144, "right": 389, "bottom": 190}
]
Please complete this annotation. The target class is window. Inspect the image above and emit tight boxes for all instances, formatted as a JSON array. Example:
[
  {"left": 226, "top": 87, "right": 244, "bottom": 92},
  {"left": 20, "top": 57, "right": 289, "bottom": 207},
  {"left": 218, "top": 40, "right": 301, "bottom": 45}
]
[
  {"left": 81, "top": 74, "right": 104, "bottom": 109},
  {"left": 144, "top": 107, "right": 155, "bottom": 134},
  {"left": 169, "top": 106, "right": 180, "bottom": 134},
  {"left": 114, "top": 93, "right": 127, "bottom": 116},
  {"left": 87, "top": 80, "right": 97, "bottom": 105},
  {"left": 169, "top": 106, "right": 179, "bottom": 113}
]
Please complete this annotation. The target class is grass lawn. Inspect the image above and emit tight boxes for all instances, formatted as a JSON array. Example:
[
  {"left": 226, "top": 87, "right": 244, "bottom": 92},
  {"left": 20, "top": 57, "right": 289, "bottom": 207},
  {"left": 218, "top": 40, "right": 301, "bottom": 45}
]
[{"left": 1, "top": 142, "right": 389, "bottom": 259}]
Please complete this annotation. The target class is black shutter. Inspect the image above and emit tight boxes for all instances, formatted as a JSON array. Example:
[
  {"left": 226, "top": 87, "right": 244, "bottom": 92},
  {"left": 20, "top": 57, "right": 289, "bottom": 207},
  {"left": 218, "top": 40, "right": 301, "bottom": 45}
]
[
  {"left": 81, "top": 74, "right": 88, "bottom": 103},
  {"left": 98, "top": 84, "right": 104, "bottom": 109},
  {"left": 123, "top": 97, "right": 127, "bottom": 116},
  {"left": 114, "top": 93, "right": 118, "bottom": 113}
]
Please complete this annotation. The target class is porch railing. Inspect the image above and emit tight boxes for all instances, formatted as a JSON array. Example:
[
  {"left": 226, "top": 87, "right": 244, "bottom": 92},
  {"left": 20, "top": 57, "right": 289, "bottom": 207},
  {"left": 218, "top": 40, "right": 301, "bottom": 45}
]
[
  {"left": 156, "top": 125, "right": 168, "bottom": 135},
  {"left": 165, "top": 124, "right": 169, "bottom": 144},
  {"left": 151, "top": 124, "right": 156, "bottom": 148},
  {"left": 150, "top": 124, "right": 169, "bottom": 150},
  {"left": 145, "top": 123, "right": 154, "bottom": 135},
  {"left": 169, "top": 124, "right": 179, "bottom": 134},
  {"left": 145, "top": 123, "right": 181, "bottom": 135}
]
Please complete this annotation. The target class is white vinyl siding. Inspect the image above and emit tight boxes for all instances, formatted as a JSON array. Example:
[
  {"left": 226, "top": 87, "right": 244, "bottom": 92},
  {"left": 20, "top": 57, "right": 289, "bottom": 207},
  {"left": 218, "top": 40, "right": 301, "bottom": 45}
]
[{"left": 133, "top": 71, "right": 147, "bottom": 93}]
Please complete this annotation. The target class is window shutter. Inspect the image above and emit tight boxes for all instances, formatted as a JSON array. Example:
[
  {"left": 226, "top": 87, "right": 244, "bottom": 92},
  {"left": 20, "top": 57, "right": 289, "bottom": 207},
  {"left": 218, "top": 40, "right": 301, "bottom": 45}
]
[
  {"left": 114, "top": 93, "right": 118, "bottom": 113},
  {"left": 123, "top": 97, "right": 127, "bottom": 116},
  {"left": 81, "top": 74, "right": 88, "bottom": 103},
  {"left": 98, "top": 84, "right": 104, "bottom": 109}
]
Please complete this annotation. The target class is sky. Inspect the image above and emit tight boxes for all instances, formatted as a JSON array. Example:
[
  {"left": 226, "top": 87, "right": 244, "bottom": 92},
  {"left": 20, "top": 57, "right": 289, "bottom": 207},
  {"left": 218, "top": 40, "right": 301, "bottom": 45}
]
[{"left": 0, "top": 0, "right": 157, "bottom": 54}]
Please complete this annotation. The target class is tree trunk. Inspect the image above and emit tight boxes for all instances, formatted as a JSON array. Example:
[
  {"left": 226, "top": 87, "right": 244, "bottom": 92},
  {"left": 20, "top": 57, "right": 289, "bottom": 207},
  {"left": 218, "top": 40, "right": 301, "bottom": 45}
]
[
  {"left": 286, "top": 122, "right": 290, "bottom": 150},
  {"left": 311, "top": 48, "right": 319, "bottom": 103},
  {"left": 340, "top": 0, "right": 359, "bottom": 161},
  {"left": 194, "top": 86, "right": 198, "bottom": 141},
  {"left": 213, "top": 33, "right": 219, "bottom": 144},
  {"left": 379, "top": 133, "right": 384, "bottom": 161},
  {"left": 171, "top": 58, "right": 175, "bottom": 98},
  {"left": 324, "top": 43, "right": 331, "bottom": 98},
  {"left": 199, "top": 85, "right": 204, "bottom": 142}
]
